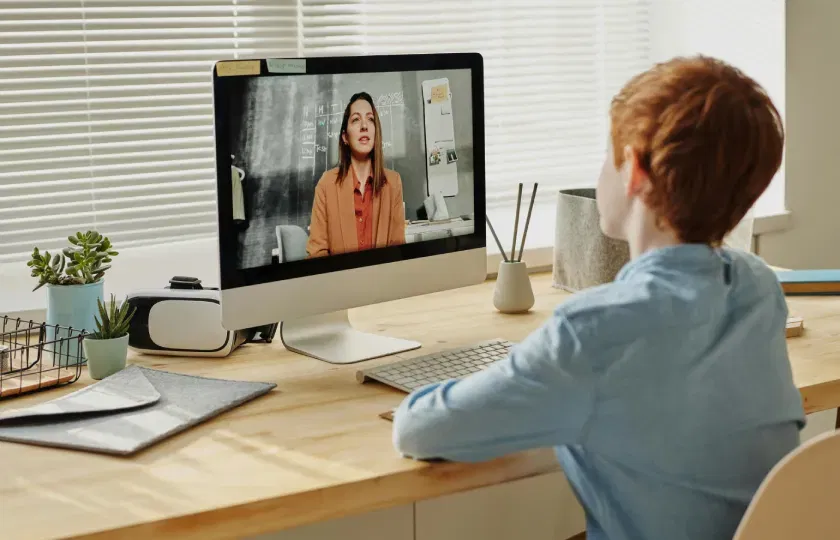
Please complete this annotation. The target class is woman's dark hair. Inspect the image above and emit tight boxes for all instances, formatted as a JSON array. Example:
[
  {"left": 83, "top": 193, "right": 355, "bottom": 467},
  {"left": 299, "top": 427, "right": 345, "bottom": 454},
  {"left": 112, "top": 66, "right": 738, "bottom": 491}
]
[{"left": 337, "top": 92, "right": 386, "bottom": 195}]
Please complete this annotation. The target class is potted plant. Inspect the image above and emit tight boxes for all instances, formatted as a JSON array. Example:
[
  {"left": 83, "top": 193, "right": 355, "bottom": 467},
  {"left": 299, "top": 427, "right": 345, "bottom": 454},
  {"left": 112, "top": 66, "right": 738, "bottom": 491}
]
[
  {"left": 83, "top": 294, "right": 136, "bottom": 380},
  {"left": 27, "top": 231, "right": 118, "bottom": 364}
]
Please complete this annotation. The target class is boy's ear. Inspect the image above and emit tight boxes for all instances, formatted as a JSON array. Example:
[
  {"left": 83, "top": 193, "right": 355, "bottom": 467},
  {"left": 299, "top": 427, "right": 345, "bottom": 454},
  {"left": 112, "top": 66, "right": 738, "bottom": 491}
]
[{"left": 623, "top": 145, "right": 652, "bottom": 198}]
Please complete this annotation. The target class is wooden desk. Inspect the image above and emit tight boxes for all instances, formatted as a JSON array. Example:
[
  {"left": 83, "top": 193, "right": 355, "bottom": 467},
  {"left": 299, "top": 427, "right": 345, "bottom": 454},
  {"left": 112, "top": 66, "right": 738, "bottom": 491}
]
[
  {"left": 2, "top": 272, "right": 839, "bottom": 540},
  {"left": 784, "top": 296, "right": 840, "bottom": 414}
]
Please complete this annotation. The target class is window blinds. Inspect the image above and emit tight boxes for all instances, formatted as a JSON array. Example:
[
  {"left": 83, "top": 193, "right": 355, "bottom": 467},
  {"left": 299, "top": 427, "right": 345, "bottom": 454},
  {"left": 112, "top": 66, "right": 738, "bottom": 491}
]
[
  {"left": 303, "top": 0, "right": 652, "bottom": 207},
  {"left": 0, "top": 0, "right": 298, "bottom": 262},
  {"left": 1, "top": 0, "right": 652, "bottom": 262}
]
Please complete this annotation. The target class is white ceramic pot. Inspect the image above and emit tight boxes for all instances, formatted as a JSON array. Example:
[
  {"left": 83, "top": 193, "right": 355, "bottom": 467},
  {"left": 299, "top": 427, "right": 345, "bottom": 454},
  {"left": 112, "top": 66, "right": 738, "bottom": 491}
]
[
  {"left": 493, "top": 261, "right": 535, "bottom": 314},
  {"left": 82, "top": 334, "right": 129, "bottom": 380}
]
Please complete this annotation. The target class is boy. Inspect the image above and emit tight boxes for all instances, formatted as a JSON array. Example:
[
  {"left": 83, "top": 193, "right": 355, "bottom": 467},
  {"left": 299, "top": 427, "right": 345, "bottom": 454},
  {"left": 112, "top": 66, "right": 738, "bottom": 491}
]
[{"left": 392, "top": 56, "right": 806, "bottom": 540}]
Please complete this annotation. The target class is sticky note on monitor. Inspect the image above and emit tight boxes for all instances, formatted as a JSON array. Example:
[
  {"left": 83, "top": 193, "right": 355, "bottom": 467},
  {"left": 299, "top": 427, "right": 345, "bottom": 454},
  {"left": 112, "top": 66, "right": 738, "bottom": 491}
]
[
  {"left": 216, "top": 60, "right": 261, "bottom": 77},
  {"left": 431, "top": 83, "right": 448, "bottom": 103},
  {"left": 267, "top": 58, "right": 306, "bottom": 74}
]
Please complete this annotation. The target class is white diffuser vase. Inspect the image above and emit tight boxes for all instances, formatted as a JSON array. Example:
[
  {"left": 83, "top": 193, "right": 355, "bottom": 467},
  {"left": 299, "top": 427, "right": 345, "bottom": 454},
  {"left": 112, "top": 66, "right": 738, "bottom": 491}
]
[{"left": 493, "top": 261, "right": 535, "bottom": 314}]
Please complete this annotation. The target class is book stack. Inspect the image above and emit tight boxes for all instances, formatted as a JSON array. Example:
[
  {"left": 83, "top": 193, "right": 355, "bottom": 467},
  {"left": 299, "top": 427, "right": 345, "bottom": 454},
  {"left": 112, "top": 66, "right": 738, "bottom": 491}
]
[{"left": 775, "top": 269, "right": 840, "bottom": 295}]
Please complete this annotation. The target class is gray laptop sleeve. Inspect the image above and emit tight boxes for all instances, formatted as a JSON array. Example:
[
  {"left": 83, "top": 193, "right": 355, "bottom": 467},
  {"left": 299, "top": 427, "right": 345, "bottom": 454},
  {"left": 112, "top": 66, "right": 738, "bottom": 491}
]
[{"left": 0, "top": 365, "right": 276, "bottom": 455}]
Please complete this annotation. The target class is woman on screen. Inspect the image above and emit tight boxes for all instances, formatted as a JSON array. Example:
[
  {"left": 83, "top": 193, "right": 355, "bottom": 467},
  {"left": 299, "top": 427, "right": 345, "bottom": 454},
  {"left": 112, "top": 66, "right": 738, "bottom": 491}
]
[{"left": 306, "top": 92, "right": 406, "bottom": 258}]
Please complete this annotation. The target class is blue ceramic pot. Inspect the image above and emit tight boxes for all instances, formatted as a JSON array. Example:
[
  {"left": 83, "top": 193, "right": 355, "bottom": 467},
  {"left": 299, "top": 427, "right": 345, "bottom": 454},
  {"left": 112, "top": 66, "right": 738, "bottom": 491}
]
[{"left": 46, "top": 281, "right": 104, "bottom": 366}]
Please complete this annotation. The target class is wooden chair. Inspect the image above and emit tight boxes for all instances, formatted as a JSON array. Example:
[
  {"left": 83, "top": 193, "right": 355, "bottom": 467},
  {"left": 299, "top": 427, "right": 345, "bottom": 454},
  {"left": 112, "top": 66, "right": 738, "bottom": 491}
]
[{"left": 733, "top": 430, "right": 840, "bottom": 539}]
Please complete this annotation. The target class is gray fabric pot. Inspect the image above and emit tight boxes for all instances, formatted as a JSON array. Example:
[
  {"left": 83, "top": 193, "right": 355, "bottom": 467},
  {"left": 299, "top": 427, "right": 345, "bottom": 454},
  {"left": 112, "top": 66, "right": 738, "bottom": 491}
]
[{"left": 552, "top": 188, "right": 631, "bottom": 292}]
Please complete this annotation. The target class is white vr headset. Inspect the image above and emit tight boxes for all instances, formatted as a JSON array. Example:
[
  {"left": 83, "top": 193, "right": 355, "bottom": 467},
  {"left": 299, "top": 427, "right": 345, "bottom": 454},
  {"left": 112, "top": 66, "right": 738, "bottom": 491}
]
[{"left": 124, "top": 276, "right": 276, "bottom": 357}]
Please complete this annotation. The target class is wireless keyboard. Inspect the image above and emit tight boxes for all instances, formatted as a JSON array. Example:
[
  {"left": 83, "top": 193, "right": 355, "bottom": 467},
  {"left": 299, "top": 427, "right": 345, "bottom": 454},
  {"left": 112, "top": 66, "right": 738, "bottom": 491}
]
[{"left": 356, "top": 339, "right": 514, "bottom": 393}]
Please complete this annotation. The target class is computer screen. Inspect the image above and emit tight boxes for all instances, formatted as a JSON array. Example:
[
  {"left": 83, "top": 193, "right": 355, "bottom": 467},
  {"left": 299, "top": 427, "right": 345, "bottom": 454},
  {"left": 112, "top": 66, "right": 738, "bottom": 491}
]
[
  {"left": 213, "top": 54, "right": 485, "bottom": 295},
  {"left": 215, "top": 63, "right": 478, "bottom": 275}
]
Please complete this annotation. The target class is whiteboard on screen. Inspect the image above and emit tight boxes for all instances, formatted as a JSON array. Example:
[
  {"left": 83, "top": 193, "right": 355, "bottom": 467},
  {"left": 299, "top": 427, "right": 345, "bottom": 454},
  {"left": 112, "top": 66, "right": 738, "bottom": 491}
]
[{"left": 422, "top": 77, "right": 458, "bottom": 197}]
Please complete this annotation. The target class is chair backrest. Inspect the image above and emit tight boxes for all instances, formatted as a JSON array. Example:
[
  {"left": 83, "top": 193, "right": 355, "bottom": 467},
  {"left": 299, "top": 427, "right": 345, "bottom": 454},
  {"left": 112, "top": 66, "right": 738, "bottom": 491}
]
[
  {"left": 733, "top": 430, "right": 840, "bottom": 539},
  {"left": 275, "top": 225, "right": 309, "bottom": 263}
]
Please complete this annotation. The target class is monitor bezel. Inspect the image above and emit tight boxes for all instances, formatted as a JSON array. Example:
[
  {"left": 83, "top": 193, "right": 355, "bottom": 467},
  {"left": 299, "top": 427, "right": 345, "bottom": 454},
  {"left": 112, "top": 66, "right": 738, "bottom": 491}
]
[{"left": 212, "top": 52, "right": 486, "bottom": 291}]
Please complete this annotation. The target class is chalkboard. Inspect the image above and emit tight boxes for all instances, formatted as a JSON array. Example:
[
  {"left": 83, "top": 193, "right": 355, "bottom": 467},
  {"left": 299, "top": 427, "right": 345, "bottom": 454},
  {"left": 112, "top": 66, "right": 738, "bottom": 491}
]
[{"left": 226, "top": 70, "right": 474, "bottom": 269}]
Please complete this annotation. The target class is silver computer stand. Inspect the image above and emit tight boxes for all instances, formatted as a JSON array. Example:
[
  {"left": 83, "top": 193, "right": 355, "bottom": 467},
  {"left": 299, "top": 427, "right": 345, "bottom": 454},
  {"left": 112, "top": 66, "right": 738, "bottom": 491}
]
[{"left": 279, "top": 310, "right": 421, "bottom": 364}]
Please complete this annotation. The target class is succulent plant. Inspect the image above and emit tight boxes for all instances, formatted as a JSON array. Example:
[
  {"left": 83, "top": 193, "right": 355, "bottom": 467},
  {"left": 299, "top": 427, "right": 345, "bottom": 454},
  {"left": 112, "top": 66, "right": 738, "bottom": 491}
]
[
  {"left": 27, "top": 231, "right": 118, "bottom": 291},
  {"left": 90, "top": 294, "right": 136, "bottom": 340}
]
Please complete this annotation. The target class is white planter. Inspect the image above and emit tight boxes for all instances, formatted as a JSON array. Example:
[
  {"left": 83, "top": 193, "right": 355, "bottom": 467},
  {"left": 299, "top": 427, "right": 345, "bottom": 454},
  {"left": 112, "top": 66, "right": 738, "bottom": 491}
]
[
  {"left": 493, "top": 261, "right": 535, "bottom": 314},
  {"left": 82, "top": 334, "right": 129, "bottom": 380}
]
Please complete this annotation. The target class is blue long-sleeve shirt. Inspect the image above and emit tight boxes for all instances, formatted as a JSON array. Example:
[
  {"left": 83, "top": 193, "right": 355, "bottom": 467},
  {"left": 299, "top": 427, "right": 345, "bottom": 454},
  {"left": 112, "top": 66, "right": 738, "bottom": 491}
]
[{"left": 393, "top": 244, "right": 805, "bottom": 540}]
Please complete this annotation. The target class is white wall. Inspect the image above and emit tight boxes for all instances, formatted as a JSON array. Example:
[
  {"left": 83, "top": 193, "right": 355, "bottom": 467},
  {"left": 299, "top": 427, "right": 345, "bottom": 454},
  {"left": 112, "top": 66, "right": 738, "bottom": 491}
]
[
  {"left": 649, "top": 0, "right": 787, "bottom": 217},
  {"left": 759, "top": 0, "right": 840, "bottom": 269}
]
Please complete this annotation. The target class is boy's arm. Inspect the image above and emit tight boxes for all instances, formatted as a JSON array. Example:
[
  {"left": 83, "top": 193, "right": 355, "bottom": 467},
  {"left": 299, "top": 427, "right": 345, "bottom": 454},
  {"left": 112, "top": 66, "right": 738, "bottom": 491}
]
[{"left": 392, "top": 315, "right": 597, "bottom": 462}]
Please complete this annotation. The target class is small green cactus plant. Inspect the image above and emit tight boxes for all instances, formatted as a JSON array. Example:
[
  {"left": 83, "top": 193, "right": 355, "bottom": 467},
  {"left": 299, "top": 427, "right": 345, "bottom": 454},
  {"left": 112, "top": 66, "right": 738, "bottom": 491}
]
[{"left": 90, "top": 294, "right": 136, "bottom": 340}]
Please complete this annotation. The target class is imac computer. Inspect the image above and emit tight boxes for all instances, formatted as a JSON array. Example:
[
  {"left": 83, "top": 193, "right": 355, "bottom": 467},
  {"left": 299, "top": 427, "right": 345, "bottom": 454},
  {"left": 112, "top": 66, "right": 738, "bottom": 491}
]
[{"left": 212, "top": 53, "right": 487, "bottom": 364}]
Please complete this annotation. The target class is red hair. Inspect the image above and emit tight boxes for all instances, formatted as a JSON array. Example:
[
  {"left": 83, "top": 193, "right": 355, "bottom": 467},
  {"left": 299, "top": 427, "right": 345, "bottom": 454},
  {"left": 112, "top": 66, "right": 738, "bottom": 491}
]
[{"left": 610, "top": 55, "right": 784, "bottom": 245}]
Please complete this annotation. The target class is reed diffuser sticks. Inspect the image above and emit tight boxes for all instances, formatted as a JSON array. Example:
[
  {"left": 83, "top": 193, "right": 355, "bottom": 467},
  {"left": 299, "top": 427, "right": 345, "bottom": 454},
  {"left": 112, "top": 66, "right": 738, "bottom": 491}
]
[
  {"left": 516, "top": 182, "right": 538, "bottom": 262},
  {"left": 506, "top": 182, "right": 538, "bottom": 263},
  {"left": 486, "top": 216, "right": 508, "bottom": 262},
  {"left": 487, "top": 182, "right": 538, "bottom": 263},
  {"left": 510, "top": 184, "right": 523, "bottom": 262}
]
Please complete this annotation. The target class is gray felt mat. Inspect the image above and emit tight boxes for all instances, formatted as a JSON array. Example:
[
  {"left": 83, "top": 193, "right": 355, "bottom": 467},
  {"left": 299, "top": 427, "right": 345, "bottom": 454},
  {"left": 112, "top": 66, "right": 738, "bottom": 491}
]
[{"left": 0, "top": 365, "right": 276, "bottom": 455}]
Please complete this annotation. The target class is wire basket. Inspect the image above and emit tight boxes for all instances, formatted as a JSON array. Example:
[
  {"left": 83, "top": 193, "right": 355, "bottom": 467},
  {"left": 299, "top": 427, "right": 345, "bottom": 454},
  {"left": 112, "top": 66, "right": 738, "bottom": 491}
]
[{"left": 0, "top": 315, "right": 87, "bottom": 400}]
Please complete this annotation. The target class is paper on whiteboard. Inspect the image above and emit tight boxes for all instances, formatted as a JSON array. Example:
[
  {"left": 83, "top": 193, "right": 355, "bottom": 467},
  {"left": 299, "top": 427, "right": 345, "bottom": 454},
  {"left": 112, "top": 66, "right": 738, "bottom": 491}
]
[
  {"left": 430, "top": 83, "right": 448, "bottom": 103},
  {"left": 422, "top": 77, "right": 458, "bottom": 197}
]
